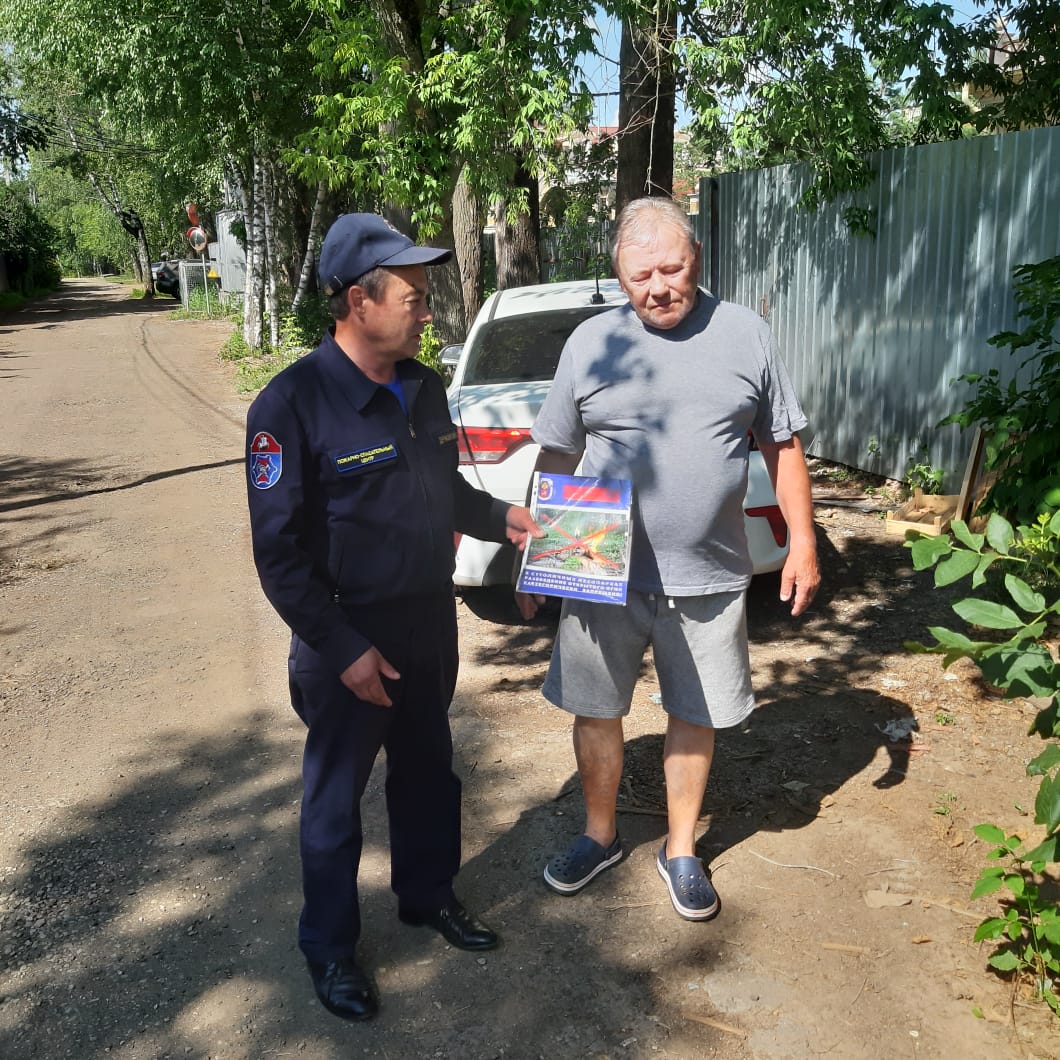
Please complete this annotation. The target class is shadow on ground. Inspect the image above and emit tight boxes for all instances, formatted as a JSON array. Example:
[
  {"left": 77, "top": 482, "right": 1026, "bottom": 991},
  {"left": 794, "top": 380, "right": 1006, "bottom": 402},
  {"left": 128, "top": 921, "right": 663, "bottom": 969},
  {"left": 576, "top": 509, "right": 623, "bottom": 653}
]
[
  {"left": 0, "top": 281, "right": 177, "bottom": 335},
  {"left": 0, "top": 515, "right": 978, "bottom": 1058},
  {"left": 0, "top": 699, "right": 754, "bottom": 1059}
]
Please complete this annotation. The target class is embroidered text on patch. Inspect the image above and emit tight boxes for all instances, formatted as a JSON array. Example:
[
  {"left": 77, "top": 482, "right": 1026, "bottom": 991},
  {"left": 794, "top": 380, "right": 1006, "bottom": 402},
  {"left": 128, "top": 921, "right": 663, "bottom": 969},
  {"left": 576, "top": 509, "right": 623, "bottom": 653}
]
[
  {"left": 335, "top": 442, "right": 397, "bottom": 472},
  {"left": 250, "top": 431, "right": 282, "bottom": 489}
]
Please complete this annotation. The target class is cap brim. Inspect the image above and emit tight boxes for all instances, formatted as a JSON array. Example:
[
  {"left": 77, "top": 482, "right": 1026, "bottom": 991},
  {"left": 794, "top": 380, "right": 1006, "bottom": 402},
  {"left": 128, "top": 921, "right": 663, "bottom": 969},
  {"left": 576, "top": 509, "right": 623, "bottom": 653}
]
[{"left": 381, "top": 246, "right": 453, "bottom": 267}]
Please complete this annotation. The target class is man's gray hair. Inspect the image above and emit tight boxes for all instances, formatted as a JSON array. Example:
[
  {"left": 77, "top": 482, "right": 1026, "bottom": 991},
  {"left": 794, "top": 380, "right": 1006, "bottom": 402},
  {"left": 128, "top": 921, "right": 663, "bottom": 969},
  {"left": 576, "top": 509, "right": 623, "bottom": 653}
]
[
  {"left": 610, "top": 197, "right": 697, "bottom": 273},
  {"left": 328, "top": 266, "right": 391, "bottom": 320}
]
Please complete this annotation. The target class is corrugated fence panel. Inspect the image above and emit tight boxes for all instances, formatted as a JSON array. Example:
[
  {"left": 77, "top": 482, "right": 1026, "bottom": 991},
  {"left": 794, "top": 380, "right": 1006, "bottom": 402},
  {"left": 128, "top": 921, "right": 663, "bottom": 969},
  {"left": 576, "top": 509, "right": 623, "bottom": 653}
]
[{"left": 697, "top": 126, "right": 1060, "bottom": 488}]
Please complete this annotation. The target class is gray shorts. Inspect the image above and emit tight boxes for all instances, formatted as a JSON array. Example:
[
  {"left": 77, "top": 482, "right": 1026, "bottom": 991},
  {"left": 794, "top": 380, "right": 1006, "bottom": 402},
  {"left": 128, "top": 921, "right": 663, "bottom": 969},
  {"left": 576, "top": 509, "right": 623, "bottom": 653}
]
[{"left": 541, "top": 589, "right": 754, "bottom": 729}]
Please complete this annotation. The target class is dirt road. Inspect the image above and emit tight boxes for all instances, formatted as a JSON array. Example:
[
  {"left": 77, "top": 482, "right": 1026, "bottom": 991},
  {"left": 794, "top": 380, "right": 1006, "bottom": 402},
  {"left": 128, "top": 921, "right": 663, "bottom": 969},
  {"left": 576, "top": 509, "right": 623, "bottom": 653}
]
[{"left": 1, "top": 279, "right": 1057, "bottom": 1059}]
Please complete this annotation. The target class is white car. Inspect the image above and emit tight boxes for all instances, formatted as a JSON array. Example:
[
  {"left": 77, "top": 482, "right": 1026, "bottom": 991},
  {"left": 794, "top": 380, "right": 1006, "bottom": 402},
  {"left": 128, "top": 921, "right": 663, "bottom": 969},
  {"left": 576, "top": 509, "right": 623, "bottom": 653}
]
[{"left": 445, "top": 279, "right": 791, "bottom": 587}]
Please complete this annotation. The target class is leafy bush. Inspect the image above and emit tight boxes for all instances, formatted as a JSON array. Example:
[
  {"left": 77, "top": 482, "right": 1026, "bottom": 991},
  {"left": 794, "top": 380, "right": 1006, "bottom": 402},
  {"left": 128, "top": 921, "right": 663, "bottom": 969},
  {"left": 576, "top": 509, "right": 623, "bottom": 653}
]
[
  {"left": 904, "top": 447, "right": 945, "bottom": 495},
  {"left": 277, "top": 294, "right": 330, "bottom": 353},
  {"left": 219, "top": 331, "right": 253, "bottom": 362},
  {"left": 225, "top": 294, "right": 448, "bottom": 394},
  {"left": 417, "top": 322, "right": 444, "bottom": 376},
  {"left": 0, "top": 182, "right": 62, "bottom": 293},
  {"left": 905, "top": 512, "right": 1060, "bottom": 1016},
  {"left": 942, "top": 257, "right": 1060, "bottom": 524}
]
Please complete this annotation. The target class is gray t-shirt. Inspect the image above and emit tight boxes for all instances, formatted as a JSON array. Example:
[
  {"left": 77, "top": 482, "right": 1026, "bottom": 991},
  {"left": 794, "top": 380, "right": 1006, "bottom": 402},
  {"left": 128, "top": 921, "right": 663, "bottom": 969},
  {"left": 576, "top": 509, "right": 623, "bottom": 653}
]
[{"left": 531, "top": 291, "right": 807, "bottom": 595}]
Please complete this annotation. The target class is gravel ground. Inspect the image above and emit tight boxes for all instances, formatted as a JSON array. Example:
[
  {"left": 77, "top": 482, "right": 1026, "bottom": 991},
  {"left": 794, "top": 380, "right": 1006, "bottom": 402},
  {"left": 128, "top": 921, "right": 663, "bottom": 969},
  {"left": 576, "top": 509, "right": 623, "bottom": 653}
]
[{"left": 1, "top": 279, "right": 1058, "bottom": 1059}]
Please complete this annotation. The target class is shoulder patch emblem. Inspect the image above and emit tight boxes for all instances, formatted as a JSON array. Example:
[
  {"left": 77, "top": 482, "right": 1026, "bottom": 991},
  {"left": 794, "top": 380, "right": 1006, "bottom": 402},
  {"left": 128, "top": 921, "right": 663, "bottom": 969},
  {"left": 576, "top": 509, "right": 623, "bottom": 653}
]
[{"left": 250, "top": 431, "right": 282, "bottom": 489}]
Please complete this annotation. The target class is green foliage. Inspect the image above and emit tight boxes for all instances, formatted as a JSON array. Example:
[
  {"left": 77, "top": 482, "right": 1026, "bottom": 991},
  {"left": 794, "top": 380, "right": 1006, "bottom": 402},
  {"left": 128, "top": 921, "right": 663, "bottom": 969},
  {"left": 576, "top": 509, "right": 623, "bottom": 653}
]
[
  {"left": 219, "top": 330, "right": 253, "bottom": 363},
  {"left": 904, "top": 448, "right": 945, "bottom": 495},
  {"left": 677, "top": 0, "right": 1060, "bottom": 228},
  {"left": 235, "top": 349, "right": 303, "bottom": 394},
  {"left": 2, "top": 51, "right": 45, "bottom": 163},
  {"left": 217, "top": 326, "right": 296, "bottom": 393},
  {"left": 30, "top": 166, "right": 136, "bottom": 275},
  {"left": 2, "top": 0, "right": 295, "bottom": 317},
  {"left": 678, "top": 0, "right": 979, "bottom": 212},
  {"left": 540, "top": 137, "right": 616, "bottom": 282},
  {"left": 970, "top": 824, "right": 1060, "bottom": 1016},
  {"left": 0, "top": 181, "right": 62, "bottom": 293},
  {"left": 416, "top": 323, "right": 445, "bottom": 378},
  {"left": 941, "top": 257, "right": 1060, "bottom": 525},
  {"left": 0, "top": 290, "right": 29, "bottom": 311},
  {"left": 905, "top": 510, "right": 1060, "bottom": 1015},
  {"left": 963, "top": 3, "right": 1060, "bottom": 132},
  {"left": 296, "top": 0, "right": 596, "bottom": 232},
  {"left": 171, "top": 284, "right": 231, "bottom": 321},
  {"left": 277, "top": 295, "right": 331, "bottom": 354},
  {"left": 222, "top": 305, "right": 448, "bottom": 396}
]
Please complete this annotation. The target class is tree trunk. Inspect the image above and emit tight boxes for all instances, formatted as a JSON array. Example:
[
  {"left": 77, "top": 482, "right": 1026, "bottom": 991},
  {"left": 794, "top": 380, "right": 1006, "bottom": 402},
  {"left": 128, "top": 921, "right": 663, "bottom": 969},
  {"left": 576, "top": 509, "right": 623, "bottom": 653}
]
[
  {"left": 266, "top": 156, "right": 300, "bottom": 328},
  {"left": 62, "top": 117, "right": 157, "bottom": 296},
  {"left": 116, "top": 205, "right": 154, "bottom": 293},
  {"left": 495, "top": 161, "right": 541, "bottom": 290},
  {"left": 292, "top": 180, "right": 327, "bottom": 311},
  {"left": 451, "top": 167, "right": 484, "bottom": 332},
  {"left": 426, "top": 208, "right": 465, "bottom": 346},
  {"left": 131, "top": 225, "right": 153, "bottom": 291},
  {"left": 616, "top": 4, "right": 677, "bottom": 214},
  {"left": 242, "top": 155, "right": 265, "bottom": 350},
  {"left": 262, "top": 160, "right": 280, "bottom": 349}
]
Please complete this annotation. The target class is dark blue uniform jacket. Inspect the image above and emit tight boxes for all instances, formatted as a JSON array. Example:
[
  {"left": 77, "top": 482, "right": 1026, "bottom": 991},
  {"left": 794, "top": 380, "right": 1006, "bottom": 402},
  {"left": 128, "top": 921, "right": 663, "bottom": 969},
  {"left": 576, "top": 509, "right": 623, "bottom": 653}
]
[{"left": 246, "top": 333, "right": 509, "bottom": 676}]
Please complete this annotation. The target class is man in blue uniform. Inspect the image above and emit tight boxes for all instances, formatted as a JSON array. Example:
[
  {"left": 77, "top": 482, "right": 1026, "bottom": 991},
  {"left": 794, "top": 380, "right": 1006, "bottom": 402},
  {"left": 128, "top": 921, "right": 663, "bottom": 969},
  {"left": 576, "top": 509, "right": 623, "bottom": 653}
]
[{"left": 246, "top": 213, "right": 542, "bottom": 1022}]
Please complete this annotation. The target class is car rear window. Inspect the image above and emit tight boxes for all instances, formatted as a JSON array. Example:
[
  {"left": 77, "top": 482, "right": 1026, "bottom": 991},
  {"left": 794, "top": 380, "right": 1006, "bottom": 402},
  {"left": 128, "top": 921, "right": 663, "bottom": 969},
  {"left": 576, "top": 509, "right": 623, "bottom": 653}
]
[{"left": 462, "top": 306, "right": 615, "bottom": 384}]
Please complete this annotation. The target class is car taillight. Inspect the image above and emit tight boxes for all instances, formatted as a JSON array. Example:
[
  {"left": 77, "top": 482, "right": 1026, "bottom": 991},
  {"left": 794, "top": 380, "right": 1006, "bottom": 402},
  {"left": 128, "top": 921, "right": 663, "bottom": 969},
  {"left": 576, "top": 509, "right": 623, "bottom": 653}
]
[
  {"left": 457, "top": 427, "right": 533, "bottom": 464},
  {"left": 745, "top": 504, "right": 788, "bottom": 547}
]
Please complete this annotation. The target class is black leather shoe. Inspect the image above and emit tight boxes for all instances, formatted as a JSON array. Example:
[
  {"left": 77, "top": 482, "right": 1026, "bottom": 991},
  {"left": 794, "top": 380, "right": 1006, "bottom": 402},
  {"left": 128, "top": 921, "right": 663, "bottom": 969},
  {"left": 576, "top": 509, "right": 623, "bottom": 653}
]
[
  {"left": 399, "top": 898, "right": 499, "bottom": 951},
  {"left": 306, "top": 958, "right": 379, "bottom": 1022}
]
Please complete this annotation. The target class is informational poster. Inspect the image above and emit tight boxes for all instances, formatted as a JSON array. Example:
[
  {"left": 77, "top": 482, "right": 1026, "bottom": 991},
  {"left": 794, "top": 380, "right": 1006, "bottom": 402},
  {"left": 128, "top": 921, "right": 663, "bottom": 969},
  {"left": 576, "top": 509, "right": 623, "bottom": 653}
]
[{"left": 517, "top": 473, "right": 633, "bottom": 605}]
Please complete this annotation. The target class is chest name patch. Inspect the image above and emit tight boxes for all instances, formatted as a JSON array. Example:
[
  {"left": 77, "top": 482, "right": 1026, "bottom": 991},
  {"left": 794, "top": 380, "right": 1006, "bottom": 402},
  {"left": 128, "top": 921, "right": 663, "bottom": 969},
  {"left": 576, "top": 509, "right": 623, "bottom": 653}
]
[
  {"left": 436, "top": 429, "right": 457, "bottom": 446},
  {"left": 250, "top": 431, "right": 282, "bottom": 489},
  {"left": 335, "top": 442, "right": 397, "bottom": 472}
]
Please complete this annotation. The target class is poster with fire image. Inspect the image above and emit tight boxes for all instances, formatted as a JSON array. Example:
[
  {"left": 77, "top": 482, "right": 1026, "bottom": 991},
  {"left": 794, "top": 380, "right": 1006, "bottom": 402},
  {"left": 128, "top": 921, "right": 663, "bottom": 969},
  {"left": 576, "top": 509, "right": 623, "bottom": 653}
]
[{"left": 517, "top": 473, "right": 633, "bottom": 605}]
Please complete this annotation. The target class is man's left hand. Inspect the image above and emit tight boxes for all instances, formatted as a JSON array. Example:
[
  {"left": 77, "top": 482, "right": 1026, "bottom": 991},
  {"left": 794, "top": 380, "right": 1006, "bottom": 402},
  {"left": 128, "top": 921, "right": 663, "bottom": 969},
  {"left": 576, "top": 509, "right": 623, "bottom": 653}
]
[{"left": 505, "top": 505, "right": 546, "bottom": 550}]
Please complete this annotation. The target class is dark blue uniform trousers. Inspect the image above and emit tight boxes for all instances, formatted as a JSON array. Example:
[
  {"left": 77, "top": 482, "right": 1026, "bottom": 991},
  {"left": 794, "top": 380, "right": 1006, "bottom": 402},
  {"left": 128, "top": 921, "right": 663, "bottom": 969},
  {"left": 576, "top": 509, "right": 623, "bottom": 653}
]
[{"left": 287, "top": 592, "right": 461, "bottom": 963}]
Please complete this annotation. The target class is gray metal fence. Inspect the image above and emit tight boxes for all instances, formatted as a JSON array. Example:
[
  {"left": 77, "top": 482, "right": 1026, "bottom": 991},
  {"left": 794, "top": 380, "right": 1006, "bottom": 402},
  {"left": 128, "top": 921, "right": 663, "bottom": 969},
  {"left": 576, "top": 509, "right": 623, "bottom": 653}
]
[{"left": 697, "top": 126, "right": 1060, "bottom": 489}]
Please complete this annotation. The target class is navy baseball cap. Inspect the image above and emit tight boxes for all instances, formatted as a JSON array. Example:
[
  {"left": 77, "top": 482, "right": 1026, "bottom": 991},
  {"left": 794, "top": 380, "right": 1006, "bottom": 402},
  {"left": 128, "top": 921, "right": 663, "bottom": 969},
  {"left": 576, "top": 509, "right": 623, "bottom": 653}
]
[{"left": 319, "top": 213, "right": 452, "bottom": 296}]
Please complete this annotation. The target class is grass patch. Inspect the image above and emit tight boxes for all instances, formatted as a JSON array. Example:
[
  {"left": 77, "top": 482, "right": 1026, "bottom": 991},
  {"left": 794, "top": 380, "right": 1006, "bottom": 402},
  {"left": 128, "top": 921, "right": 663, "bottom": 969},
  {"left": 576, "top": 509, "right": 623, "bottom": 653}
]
[
  {"left": 218, "top": 327, "right": 303, "bottom": 392},
  {"left": 169, "top": 285, "right": 232, "bottom": 321},
  {"left": 220, "top": 331, "right": 253, "bottom": 362},
  {"left": 235, "top": 349, "right": 303, "bottom": 393},
  {"left": 0, "top": 287, "right": 58, "bottom": 312}
]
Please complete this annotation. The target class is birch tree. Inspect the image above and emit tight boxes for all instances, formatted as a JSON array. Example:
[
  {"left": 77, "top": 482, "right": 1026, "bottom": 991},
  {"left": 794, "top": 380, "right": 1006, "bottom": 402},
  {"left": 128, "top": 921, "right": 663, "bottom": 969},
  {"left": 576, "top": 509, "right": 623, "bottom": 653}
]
[{"left": 2, "top": 0, "right": 328, "bottom": 342}]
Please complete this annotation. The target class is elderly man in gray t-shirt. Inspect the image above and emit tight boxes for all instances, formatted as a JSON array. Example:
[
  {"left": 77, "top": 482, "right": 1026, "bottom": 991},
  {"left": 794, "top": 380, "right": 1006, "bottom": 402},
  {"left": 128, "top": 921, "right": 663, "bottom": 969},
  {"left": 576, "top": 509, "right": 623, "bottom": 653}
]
[{"left": 517, "top": 196, "right": 820, "bottom": 920}]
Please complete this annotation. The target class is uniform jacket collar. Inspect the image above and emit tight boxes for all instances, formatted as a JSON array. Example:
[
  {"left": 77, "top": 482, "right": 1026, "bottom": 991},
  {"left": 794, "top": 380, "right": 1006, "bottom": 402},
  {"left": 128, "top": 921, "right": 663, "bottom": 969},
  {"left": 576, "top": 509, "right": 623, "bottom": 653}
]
[{"left": 318, "top": 332, "right": 424, "bottom": 414}]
